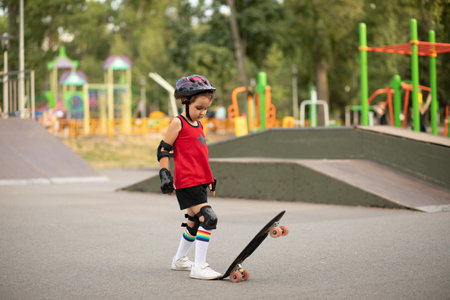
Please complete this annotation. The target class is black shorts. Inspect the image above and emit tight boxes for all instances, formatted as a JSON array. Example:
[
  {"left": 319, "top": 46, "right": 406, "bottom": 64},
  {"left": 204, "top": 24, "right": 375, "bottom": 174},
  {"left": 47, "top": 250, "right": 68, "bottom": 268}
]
[{"left": 175, "top": 184, "right": 208, "bottom": 210}]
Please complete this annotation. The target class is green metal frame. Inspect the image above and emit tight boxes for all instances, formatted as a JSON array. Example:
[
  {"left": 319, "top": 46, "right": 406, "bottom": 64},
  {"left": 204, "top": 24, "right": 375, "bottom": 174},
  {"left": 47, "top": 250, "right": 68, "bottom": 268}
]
[{"left": 359, "top": 19, "right": 440, "bottom": 135}]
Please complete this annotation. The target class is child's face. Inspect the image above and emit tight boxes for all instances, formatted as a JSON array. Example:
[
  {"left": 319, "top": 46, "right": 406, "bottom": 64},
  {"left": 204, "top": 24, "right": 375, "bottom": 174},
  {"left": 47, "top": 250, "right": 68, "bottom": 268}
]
[{"left": 188, "top": 95, "right": 213, "bottom": 121}]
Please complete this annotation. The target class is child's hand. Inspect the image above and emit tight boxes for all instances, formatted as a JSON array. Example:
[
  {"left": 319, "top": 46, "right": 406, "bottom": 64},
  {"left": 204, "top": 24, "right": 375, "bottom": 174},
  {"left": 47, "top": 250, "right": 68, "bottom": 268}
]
[
  {"left": 168, "top": 184, "right": 176, "bottom": 196},
  {"left": 159, "top": 168, "right": 174, "bottom": 194},
  {"left": 209, "top": 178, "right": 217, "bottom": 197},
  {"left": 208, "top": 183, "right": 216, "bottom": 197}
]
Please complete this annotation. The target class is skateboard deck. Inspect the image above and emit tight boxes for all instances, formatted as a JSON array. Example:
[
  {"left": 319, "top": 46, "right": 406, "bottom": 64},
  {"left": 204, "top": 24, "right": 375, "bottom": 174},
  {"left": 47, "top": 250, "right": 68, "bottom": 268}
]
[{"left": 219, "top": 210, "right": 288, "bottom": 282}]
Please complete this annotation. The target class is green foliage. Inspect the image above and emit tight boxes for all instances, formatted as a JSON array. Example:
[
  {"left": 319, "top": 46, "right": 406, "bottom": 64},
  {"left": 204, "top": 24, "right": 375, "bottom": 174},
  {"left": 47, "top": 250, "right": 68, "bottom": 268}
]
[{"left": 0, "top": 0, "right": 448, "bottom": 119}]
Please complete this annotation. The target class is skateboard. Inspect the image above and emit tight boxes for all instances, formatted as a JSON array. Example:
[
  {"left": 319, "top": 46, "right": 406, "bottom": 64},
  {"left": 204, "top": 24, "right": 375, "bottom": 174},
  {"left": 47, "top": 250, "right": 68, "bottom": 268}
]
[{"left": 219, "top": 210, "right": 288, "bottom": 283}]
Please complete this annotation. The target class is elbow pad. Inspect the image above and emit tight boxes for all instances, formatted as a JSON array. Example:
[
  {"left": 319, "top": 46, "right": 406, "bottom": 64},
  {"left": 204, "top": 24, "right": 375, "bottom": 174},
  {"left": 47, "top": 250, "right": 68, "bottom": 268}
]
[{"left": 157, "top": 140, "right": 173, "bottom": 162}]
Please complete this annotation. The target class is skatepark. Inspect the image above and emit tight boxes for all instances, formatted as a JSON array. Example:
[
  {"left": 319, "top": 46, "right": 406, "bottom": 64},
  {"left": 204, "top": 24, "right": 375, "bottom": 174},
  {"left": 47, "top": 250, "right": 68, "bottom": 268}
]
[{"left": 1, "top": 119, "right": 449, "bottom": 299}]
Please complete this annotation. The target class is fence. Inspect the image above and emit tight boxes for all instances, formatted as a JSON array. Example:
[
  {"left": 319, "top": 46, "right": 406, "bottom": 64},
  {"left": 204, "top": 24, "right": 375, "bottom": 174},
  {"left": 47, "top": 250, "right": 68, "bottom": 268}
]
[{"left": 1, "top": 69, "right": 35, "bottom": 119}]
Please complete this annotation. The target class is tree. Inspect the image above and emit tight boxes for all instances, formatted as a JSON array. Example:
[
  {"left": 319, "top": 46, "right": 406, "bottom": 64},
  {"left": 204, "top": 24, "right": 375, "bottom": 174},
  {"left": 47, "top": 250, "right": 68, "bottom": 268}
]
[
  {"left": 226, "top": 0, "right": 247, "bottom": 87},
  {"left": 281, "top": 0, "right": 364, "bottom": 122}
]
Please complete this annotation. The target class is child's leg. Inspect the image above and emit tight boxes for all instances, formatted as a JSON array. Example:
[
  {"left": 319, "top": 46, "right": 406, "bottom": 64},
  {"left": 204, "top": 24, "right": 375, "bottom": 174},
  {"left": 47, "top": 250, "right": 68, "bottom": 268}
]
[
  {"left": 188, "top": 204, "right": 221, "bottom": 279},
  {"left": 194, "top": 226, "right": 212, "bottom": 266},
  {"left": 190, "top": 205, "right": 218, "bottom": 266},
  {"left": 174, "top": 213, "right": 199, "bottom": 260},
  {"left": 171, "top": 213, "right": 200, "bottom": 271}
]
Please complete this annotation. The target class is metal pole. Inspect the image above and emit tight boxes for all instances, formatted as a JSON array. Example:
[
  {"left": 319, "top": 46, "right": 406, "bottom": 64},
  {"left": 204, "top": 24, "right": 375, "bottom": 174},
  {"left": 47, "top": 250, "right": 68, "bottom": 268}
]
[
  {"left": 390, "top": 74, "right": 402, "bottom": 127},
  {"left": 359, "top": 23, "right": 369, "bottom": 126},
  {"left": 255, "top": 72, "right": 267, "bottom": 130},
  {"left": 309, "top": 86, "right": 317, "bottom": 127},
  {"left": 107, "top": 68, "right": 114, "bottom": 137},
  {"left": 2, "top": 48, "right": 8, "bottom": 117},
  {"left": 140, "top": 76, "right": 146, "bottom": 118},
  {"left": 30, "top": 70, "right": 35, "bottom": 119},
  {"left": 345, "top": 106, "right": 350, "bottom": 126},
  {"left": 291, "top": 64, "right": 298, "bottom": 121},
  {"left": 148, "top": 72, "right": 177, "bottom": 117},
  {"left": 83, "top": 84, "right": 90, "bottom": 135},
  {"left": 125, "top": 68, "right": 132, "bottom": 134},
  {"left": 410, "top": 19, "right": 420, "bottom": 132},
  {"left": 429, "top": 30, "right": 438, "bottom": 135},
  {"left": 18, "top": 0, "right": 25, "bottom": 118}
]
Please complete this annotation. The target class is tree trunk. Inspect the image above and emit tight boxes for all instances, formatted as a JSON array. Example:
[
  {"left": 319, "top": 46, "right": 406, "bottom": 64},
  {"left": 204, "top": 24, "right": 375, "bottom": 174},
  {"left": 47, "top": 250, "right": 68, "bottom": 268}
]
[
  {"left": 226, "top": 0, "right": 248, "bottom": 87},
  {"left": 7, "top": 2, "right": 18, "bottom": 38},
  {"left": 315, "top": 53, "right": 329, "bottom": 126}
]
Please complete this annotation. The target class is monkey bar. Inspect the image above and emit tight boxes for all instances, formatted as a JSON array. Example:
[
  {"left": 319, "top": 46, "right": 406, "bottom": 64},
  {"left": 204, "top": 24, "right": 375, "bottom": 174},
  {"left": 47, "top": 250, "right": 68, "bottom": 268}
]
[{"left": 363, "top": 41, "right": 450, "bottom": 57}]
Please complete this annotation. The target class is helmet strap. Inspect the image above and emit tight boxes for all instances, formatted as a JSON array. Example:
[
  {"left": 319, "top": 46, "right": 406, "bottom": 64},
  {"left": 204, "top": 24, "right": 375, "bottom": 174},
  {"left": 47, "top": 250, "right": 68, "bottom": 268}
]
[{"left": 184, "top": 97, "right": 193, "bottom": 122}]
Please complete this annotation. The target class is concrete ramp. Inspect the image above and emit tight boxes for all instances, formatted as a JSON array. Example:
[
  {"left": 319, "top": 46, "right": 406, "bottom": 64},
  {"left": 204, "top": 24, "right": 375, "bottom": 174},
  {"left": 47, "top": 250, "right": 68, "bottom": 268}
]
[
  {"left": 298, "top": 159, "right": 450, "bottom": 213},
  {"left": 208, "top": 158, "right": 450, "bottom": 213},
  {"left": 123, "top": 157, "right": 450, "bottom": 212},
  {"left": 0, "top": 119, "right": 107, "bottom": 185},
  {"left": 210, "top": 157, "right": 450, "bottom": 212}
]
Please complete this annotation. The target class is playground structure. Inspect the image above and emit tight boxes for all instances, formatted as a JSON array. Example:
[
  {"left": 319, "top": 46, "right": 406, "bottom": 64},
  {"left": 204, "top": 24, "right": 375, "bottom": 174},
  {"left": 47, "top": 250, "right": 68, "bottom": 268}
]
[
  {"left": 14, "top": 19, "right": 450, "bottom": 139},
  {"left": 43, "top": 48, "right": 134, "bottom": 137},
  {"left": 364, "top": 77, "right": 435, "bottom": 128},
  {"left": 227, "top": 72, "right": 277, "bottom": 136},
  {"left": 359, "top": 18, "right": 450, "bottom": 135}
]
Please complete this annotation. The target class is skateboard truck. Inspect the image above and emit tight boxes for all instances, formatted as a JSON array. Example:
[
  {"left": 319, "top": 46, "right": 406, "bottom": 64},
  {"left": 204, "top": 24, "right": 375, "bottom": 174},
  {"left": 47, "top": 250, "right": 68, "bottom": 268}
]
[
  {"left": 269, "top": 222, "right": 289, "bottom": 238},
  {"left": 230, "top": 264, "right": 250, "bottom": 283}
]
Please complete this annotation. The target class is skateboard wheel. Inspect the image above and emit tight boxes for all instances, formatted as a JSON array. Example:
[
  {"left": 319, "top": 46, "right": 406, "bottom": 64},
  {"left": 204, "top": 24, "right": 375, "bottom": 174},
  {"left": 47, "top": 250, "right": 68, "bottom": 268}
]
[
  {"left": 270, "top": 227, "right": 282, "bottom": 238},
  {"left": 230, "top": 271, "right": 241, "bottom": 283},
  {"left": 242, "top": 270, "right": 250, "bottom": 281},
  {"left": 280, "top": 225, "right": 289, "bottom": 236}
]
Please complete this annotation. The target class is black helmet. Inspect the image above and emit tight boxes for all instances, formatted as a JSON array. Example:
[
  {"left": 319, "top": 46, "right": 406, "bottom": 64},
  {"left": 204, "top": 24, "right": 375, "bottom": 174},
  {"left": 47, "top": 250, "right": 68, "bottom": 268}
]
[{"left": 174, "top": 75, "right": 216, "bottom": 100}]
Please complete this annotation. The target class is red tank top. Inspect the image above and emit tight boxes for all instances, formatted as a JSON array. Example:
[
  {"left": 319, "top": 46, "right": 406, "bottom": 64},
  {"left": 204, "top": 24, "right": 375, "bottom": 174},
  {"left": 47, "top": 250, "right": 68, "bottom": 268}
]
[{"left": 173, "top": 115, "right": 214, "bottom": 189}]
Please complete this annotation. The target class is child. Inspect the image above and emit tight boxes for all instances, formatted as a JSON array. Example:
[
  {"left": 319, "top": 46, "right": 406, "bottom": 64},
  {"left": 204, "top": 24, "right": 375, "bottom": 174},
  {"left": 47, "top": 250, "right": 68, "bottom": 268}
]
[
  {"left": 419, "top": 92, "right": 432, "bottom": 132},
  {"left": 157, "top": 75, "right": 222, "bottom": 280}
]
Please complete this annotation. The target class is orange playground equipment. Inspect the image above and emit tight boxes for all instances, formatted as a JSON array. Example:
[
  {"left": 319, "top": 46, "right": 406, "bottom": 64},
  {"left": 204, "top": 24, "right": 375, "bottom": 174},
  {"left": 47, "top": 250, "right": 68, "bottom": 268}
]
[{"left": 227, "top": 72, "right": 276, "bottom": 136}]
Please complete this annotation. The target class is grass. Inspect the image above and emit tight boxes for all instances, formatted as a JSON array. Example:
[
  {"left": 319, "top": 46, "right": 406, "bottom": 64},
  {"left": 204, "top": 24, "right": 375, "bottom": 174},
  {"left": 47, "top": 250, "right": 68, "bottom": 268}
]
[
  {"left": 62, "top": 134, "right": 163, "bottom": 169},
  {"left": 62, "top": 132, "right": 234, "bottom": 169}
]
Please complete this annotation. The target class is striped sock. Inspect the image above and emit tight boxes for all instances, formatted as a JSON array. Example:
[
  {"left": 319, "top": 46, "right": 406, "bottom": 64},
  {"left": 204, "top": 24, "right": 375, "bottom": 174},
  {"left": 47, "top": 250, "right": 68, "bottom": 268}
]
[
  {"left": 195, "top": 226, "right": 211, "bottom": 266},
  {"left": 183, "top": 228, "right": 196, "bottom": 242},
  {"left": 174, "top": 228, "right": 195, "bottom": 260}
]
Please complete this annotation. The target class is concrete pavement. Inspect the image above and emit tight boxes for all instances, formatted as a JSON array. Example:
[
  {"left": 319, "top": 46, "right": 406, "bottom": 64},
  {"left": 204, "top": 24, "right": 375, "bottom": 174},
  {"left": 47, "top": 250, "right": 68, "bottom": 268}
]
[{"left": 1, "top": 168, "right": 449, "bottom": 299}]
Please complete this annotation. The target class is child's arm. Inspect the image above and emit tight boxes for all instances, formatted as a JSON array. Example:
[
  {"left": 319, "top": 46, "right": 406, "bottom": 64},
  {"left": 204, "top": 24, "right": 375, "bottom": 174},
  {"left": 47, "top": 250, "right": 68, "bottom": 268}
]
[
  {"left": 420, "top": 94, "right": 432, "bottom": 115},
  {"left": 159, "top": 118, "right": 182, "bottom": 167},
  {"left": 158, "top": 118, "right": 182, "bottom": 194}
]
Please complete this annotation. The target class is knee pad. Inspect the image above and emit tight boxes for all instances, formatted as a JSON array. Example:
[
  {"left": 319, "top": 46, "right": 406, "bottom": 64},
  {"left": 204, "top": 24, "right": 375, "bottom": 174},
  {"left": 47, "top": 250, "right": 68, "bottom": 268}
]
[
  {"left": 196, "top": 205, "right": 218, "bottom": 230},
  {"left": 182, "top": 214, "right": 200, "bottom": 236}
]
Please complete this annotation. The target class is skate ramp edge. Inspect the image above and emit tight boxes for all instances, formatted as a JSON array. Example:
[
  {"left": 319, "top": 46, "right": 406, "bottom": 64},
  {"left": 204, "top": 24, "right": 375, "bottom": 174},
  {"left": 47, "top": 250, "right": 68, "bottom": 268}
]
[
  {"left": 0, "top": 119, "right": 108, "bottom": 185},
  {"left": 0, "top": 176, "right": 108, "bottom": 186}
]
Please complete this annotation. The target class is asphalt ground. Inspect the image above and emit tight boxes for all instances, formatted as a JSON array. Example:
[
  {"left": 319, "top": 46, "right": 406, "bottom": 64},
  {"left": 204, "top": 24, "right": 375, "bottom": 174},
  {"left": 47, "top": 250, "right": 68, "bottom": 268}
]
[{"left": 1, "top": 168, "right": 449, "bottom": 300}]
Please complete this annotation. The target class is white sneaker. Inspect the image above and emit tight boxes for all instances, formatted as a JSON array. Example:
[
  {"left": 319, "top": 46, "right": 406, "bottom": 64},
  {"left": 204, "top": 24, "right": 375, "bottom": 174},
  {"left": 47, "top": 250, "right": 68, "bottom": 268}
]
[
  {"left": 190, "top": 262, "right": 222, "bottom": 280},
  {"left": 171, "top": 256, "right": 193, "bottom": 271}
]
